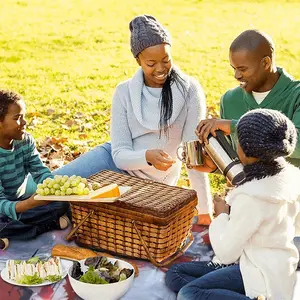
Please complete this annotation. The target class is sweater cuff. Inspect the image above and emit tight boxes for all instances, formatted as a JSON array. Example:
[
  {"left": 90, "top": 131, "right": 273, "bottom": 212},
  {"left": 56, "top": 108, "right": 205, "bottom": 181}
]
[
  {"left": 230, "top": 119, "right": 238, "bottom": 134},
  {"left": 10, "top": 201, "right": 19, "bottom": 220}
]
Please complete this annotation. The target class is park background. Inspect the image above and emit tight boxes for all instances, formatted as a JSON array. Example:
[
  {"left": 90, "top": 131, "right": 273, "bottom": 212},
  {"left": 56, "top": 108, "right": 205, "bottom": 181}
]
[{"left": 1, "top": 0, "right": 300, "bottom": 192}]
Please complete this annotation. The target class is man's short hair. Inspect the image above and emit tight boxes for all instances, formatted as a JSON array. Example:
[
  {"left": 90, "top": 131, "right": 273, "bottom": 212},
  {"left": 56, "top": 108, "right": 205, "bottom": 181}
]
[{"left": 230, "top": 29, "right": 275, "bottom": 59}]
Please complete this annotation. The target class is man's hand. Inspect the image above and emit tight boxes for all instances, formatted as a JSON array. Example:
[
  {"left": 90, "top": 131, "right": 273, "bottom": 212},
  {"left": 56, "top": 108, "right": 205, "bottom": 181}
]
[
  {"left": 15, "top": 194, "right": 51, "bottom": 213},
  {"left": 146, "top": 149, "right": 176, "bottom": 171},
  {"left": 196, "top": 118, "right": 232, "bottom": 145},
  {"left": 213, "top": 194, "right": 230, "bottom": 217}
]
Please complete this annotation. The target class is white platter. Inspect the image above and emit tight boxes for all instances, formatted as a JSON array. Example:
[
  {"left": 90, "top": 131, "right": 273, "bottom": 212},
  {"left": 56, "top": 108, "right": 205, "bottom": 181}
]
[{"left": 34, "top": 186, "right": 131, "bottom": 203}]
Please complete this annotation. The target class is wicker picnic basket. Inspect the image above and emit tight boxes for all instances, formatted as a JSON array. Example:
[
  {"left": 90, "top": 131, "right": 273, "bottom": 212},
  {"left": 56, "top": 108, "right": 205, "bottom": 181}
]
[{"left": 66, "top": 170, "right": 198, "bottom": 267}]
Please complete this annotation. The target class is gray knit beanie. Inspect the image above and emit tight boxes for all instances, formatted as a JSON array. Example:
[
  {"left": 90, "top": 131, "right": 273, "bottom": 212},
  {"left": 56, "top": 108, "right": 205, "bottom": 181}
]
[
  {"left": 237, "top": 109, "right": 297, "bottom": 160},
  {"left": 129, "top": 15, "right": 171, "bottom": 58}
]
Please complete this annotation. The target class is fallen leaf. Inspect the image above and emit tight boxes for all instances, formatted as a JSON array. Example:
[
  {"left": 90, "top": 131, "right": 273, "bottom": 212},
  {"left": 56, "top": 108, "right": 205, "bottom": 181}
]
[
  {"left": 79, "top": 133, "right": 88, "bottom": 139},
  {"left": 47, "top": 108, "right": 55, "bottom": 115},
  {"left": 65, "top": 119, "right": 75, "bottom": 127},
  {"left": 74, "top": 112, "right": 85, "bottom": 118}
]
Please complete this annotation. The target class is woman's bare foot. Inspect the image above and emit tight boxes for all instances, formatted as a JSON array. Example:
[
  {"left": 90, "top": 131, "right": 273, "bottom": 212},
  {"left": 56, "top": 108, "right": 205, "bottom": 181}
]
[{"left": 197, "top": 213, "right": 213, "bottom": 225}]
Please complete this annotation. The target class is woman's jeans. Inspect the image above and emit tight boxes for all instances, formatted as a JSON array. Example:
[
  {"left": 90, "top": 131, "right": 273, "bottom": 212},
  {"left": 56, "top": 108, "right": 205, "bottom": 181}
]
[
  {"left": 53, "top": 142, "right": 127, "bottom": 177},
  {"left": 166, "top": 262, "right": 254, "bottom": 300}
]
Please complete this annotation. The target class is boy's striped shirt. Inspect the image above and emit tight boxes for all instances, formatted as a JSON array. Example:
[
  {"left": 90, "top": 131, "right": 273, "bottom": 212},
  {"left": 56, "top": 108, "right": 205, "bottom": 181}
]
[{"left": 0, "top": 133, "right": 52, "bottom": 220}]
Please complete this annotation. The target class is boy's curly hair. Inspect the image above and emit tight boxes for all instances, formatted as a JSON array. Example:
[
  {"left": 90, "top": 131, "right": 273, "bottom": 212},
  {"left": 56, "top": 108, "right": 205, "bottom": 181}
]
[{"left": 0, "top": 90, "right": 22, "bottom": 121}]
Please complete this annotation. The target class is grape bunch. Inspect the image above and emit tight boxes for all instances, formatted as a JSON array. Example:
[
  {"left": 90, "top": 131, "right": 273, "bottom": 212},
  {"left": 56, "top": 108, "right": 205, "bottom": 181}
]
[{"left": 36, "top": 175, "right": 91, "bottom": 196}]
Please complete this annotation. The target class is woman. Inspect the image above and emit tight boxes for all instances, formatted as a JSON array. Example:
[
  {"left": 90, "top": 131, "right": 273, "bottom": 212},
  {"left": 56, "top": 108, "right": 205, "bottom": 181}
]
[{"left": 55, "top": 15, "right": 212, "bottom": 224}]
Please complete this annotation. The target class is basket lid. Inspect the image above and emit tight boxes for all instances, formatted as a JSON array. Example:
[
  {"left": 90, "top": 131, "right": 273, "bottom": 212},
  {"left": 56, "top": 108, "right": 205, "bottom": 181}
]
[{"left": 88, "top": 170, "right": 197, "bottom": 218}]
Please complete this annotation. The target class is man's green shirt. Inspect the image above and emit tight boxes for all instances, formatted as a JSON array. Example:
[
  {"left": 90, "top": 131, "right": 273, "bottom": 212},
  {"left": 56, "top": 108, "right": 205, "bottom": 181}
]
[{"left": 221, "top": 67, "right": 300, "bottom": 167}]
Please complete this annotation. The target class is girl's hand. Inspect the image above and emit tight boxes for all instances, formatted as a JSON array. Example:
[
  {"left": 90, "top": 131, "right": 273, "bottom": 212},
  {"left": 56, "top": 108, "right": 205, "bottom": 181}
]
[
  {"left": 190, "top": 148, "right": 217, "bottom": 173},
  {"left": 213, "top": 194, "right": 230, "bottom": 217},
  {"left": 146, "top": 149, "right": 176, "bottom": 171}
]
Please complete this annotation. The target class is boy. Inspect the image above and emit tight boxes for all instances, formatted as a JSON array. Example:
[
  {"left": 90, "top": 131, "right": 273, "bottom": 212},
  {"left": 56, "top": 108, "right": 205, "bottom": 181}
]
[{"left": 0, "top": 90, "right": 70, "bottom": 244}]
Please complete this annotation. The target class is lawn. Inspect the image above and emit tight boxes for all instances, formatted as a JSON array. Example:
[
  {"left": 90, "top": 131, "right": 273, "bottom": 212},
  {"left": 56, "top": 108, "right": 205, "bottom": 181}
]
[{"left": 0, "top": 0, "right": 300, "bottom": 190}]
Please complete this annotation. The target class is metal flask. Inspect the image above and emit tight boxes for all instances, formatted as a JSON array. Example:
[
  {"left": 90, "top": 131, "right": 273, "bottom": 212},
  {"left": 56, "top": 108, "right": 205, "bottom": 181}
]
[{"left": 204, "top": 131, "right": 245, "bottom": 185}]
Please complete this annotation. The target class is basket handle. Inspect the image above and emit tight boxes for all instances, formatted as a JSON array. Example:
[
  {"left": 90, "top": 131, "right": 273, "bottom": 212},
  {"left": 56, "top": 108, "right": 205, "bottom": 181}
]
[
  {"left": 132, "top": 221, "right": 194, "bottom": 267},
  {"left": 65, "top": 210, "right": 94, "bottom": 242}
]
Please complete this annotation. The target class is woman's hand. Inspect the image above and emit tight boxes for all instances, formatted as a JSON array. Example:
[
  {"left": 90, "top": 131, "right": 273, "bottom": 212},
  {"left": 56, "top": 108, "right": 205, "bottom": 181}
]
[
  {"left": 213, "top": 194, "right": 230, "bottom": 217},
  {"left": 196, "top": 118, "right": 231, "bottom": 145},
  {"left": 146, "top": 149, "right": 176, "bottom": 171}
]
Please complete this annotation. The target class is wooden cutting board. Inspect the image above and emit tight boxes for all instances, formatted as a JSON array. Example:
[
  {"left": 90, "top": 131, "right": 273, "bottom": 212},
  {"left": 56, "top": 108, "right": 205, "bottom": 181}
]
[{"left": 34, "top": 186, "right": 131, "bottom": 203}]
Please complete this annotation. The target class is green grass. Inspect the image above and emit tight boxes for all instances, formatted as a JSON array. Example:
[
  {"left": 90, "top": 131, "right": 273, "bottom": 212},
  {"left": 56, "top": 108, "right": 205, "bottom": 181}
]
[{"left": 1, "top": 0, "right": 300, "bottom": 191}]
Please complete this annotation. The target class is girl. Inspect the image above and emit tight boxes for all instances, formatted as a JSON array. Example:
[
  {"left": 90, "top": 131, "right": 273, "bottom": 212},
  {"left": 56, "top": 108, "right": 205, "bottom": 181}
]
[
  {"left": 166, "top": 108, "right": 300, "bottom": 300},
  {"left": 54, "top": 15, "right": 213, "bottom": 224}
]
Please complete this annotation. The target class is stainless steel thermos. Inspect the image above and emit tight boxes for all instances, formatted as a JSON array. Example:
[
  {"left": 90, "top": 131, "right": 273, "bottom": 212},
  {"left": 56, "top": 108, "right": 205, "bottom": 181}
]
[{"left": 204, "top": 131, "right": 245, "bottom": 185}]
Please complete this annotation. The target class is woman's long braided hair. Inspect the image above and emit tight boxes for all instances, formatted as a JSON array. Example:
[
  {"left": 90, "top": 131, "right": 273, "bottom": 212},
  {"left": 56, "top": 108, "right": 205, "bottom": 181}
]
[{"left": 159, "top": 68, "right": 187, "bottom": 137}]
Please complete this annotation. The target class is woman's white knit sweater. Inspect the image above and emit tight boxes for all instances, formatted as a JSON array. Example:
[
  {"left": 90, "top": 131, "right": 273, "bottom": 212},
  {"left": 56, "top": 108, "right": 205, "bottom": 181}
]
[
  {"left": 210, "top": 163, "right": 300, "bottom": 300},
  {"left": 110, "top": 68, "right": 212, "bottom": 214}
]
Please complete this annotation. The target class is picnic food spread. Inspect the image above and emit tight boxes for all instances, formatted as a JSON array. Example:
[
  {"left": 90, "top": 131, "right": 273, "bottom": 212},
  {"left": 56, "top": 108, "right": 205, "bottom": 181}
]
[
  {"left": 36, "top": 175, "right": 120, "bottom": 199},
  {"left": 70, "top": 256, "right": 133, "bottom": 284},
  {"left": 7, "top": 257, "right": 63, "bottom": 284}
]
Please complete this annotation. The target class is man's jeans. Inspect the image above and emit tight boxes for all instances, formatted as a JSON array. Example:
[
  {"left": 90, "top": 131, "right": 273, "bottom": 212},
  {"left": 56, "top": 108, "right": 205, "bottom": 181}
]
[{"left": 166, "top": 262, "right": 254, "bottom": 300}]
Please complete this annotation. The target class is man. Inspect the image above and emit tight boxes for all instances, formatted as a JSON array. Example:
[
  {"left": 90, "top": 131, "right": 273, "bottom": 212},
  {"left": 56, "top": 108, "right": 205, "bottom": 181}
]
[
  {"left": 196, "top": 29, "right": 300, "bottom": 168},
  {"left": 195, "top": 29, "right": 300, "bottom": 266}
]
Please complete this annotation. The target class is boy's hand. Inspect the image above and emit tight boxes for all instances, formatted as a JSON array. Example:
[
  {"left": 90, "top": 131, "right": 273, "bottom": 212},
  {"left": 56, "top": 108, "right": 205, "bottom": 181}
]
[
  {"left": 15, "top": 195, "right": 51, "bottom": 213},
  {"left": 146, "top": 149, "right": 176, "bottom": 171},
  {"left": 213, "top": 194, "right": 230, "bottom": 217}
]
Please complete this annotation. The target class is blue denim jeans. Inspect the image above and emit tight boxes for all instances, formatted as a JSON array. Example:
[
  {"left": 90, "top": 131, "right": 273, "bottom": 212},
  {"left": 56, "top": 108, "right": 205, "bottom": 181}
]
[
  {"left": 0, "top": 171, "right": 70, "bottom": 240},
  {"left": 0, "top": 201, "right": 70, "bottom": 240},
  {"left": 166, "top": 262, "right": 254, "bottom": 300},
  {"left": 53, "top": 142, "right": 127, "bottom": 177}
]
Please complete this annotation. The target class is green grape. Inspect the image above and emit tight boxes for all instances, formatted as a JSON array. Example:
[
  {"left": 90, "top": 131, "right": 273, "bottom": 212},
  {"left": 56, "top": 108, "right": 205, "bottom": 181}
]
[
  {"left": 54, "top": 175, "right": 62, "bottom": 183},
  {"left": 53, "top": 183, "right": 60, "bottom": 189},
  {"left": 36, "top": 188, "right": 44, "bottom": 195},
  {"left": 78, "top": 182, "right": 85, "bottom": 190},
  {"left": 48, "top": 181, "right": 54, "bottom": 188},
  {"left": 77, "top": 189, "right": 84, "bottom": 195},
  {"left": 64, "top": 181, "right": 71, "bottom": 188},
  {"left": 83, "top": 187, "right": 89, "bottom": 195},
  {"left": 71, "top": 180, "right": 78, "bottom": 187},
  {"left": 92, "top": 182, "right": 101, "bottom": 190},
  {"left": 66, "top": 188, "right": 73, "bottom": 195},
  {"left": 55, "top": 190, "right": 61, "bottom": 196},
  {"left": 38, "top": 175, "right": 92, "bottom": 196},
  {"left": 43, "top": 178, "right": 52, "bottom": 185},
  {"left": 81, "top": 178, "right": 88, "bottom": 185}
]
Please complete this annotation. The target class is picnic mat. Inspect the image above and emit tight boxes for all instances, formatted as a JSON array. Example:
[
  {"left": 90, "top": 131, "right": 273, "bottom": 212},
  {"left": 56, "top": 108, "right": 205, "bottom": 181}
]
[
  {"left": 0, "top": 222, "right": 213, "bottom": 300},
  {"left": 0, "top": 224, "right": 299, "bottom": 300}
]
